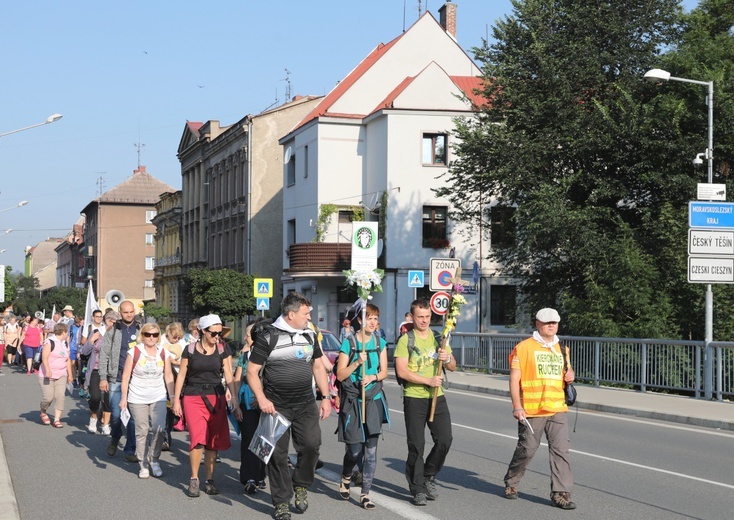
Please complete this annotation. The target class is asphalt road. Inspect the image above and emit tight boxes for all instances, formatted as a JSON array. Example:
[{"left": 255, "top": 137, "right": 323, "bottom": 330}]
[{"left": 1, "top": 371, "right": 733, "bottom": 520}]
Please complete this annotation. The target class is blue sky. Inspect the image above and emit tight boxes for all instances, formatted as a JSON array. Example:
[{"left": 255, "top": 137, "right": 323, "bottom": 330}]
[{"left": 0, "top": 0, "right": 699, "bottom": 274}]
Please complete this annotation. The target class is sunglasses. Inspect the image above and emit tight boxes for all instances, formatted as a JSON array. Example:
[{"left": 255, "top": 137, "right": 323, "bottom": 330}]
[
  {"left": 207, "top": 329, "right": 223, "bottom": 338},
  {"left": 142, "top": 332, "right": 160, "bottom": 338}
]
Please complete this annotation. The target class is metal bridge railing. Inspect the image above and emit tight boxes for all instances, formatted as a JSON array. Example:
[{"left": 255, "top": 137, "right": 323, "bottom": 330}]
[{"left": 449, "top": 333, "right": 734, "bottom": 401}]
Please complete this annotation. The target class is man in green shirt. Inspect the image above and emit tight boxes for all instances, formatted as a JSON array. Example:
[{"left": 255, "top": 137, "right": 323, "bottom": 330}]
[{"left": 394, "top": 298, "right": 456, "bottom": 506}]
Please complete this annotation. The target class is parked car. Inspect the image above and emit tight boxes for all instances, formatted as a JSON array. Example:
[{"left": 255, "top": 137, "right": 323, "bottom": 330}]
[{"left": 319, "top": 329, "right": 342, "bottom": 365}]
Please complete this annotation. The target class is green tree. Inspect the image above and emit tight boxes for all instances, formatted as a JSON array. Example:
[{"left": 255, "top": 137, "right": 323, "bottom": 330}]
[
  {"left": 437, "top": 0, "right": 691, "bottom": 337},
  {"left": 44, "top": 286, "right": 86, "bottom": 317},
  {"left": 142, "top": 303, "right": 172, "bottom": 322},
  {"left": 9, "top": 274, "right": 41, "bottom": 316},
  {"left": 2, "top": 265, "right": 15, "bottom": 305},
  {"left": 184, "top": 268, "right": 255, "bottom": 322}
]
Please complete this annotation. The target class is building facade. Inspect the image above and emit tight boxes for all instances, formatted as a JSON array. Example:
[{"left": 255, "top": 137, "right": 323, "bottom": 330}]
[
  {"left": 151, "top": 190, "right": 183, "bottom": 316},
  {"left": 279, "top": 5, "right": 514, "bottom": 339},
  {"left": 80, "top": 166, "right": 175, "bottom": 310}
]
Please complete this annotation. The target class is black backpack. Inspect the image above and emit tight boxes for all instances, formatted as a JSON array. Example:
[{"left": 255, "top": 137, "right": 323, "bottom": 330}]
[{"left": 395, "top": 329, "right": 446, "bottom": 387}]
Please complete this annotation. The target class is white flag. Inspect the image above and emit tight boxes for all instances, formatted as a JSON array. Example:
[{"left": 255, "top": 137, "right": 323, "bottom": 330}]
[{"left": 83, "top": 282, "right": 101, "bottom": 329}]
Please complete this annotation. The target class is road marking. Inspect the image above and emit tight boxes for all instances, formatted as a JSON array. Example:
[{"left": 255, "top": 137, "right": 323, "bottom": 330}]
[
  {"left": 443, "top": 389, "right": 734, "bottom": 439},
  {"left": 389, "top": 408, "right": 734, "bottom": 490},
  {"left": 317, "top": 465, "right": 443, "bottom": 520}
]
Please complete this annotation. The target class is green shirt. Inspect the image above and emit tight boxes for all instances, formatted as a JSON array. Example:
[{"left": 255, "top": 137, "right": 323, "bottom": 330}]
[{"left": 394, "top": 330, "right": 451, "bottom": 399}]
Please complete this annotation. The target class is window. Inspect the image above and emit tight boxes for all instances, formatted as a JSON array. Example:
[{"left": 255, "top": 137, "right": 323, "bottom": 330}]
[
  {"left": 145, "top": 210, "right": 157, "bottom": 223},
  {"left": 304, "top": 145, "right": 309, "bottom": 178},
  {"left": 491, "top": 206, "right": 516, "bottom": 248},
  {"left": 287, "top": 219, "right": 296, "bottom": 247},
  {"left": 286, "top": 154, "right": 296, "bottom": 186},
  {"left": 422, "top": 206, "right": 448, "bottom": 248},
  {"left": 145, "top": 233, "right": 155, "bottom": 246},
  {"left": 145, "top": 257, "right": 155, "bottom": 270},
  {"left": 491, "top": 285, "right": 516, "bottom": 325},
  {"left": 144, "top": 280, "right": 154, "bottom": 288},
  {"left": 422, "top": 133, "right": 447, "bottom": 165}
]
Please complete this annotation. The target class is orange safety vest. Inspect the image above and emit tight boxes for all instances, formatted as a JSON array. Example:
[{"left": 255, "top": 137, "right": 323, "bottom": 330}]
[{"left": 509, "top": 338, "right": 569, "bottom": 417}]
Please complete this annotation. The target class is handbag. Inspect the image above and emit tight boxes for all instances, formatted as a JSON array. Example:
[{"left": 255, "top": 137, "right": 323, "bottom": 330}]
[{"left": 561, "top": 345, "right": 577, "bottom": 406}]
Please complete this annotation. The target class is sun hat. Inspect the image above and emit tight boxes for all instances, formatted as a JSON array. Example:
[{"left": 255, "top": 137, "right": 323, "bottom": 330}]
[{"left": 536, "top": 308, "right": 561, "bottom": 323}]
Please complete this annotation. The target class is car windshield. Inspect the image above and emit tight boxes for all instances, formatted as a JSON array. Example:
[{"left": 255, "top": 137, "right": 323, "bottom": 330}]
[{"left": 320, "top": 330, "right": 341, "bottom": 352}]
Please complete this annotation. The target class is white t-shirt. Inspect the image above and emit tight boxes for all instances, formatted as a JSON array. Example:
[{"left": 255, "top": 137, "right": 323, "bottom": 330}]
[
  {"left": 82, "top": 322, "right": 105, "bottom": 339},
  {"left": 126, "top": 344, "right": 171, "bottom": 404}
]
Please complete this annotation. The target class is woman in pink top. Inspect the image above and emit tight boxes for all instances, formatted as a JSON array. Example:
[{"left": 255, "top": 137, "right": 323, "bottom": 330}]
[
  {"left": 20, "top": 315, "right": 44, "bottom": 375},
  {"left": 38, "top": 323, "right": 73, "bottom": 428}
]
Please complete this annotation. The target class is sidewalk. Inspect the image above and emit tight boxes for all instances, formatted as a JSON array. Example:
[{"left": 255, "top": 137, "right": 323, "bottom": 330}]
[{"left": 1, "top": 370, "right": 732, "bottom": 520}]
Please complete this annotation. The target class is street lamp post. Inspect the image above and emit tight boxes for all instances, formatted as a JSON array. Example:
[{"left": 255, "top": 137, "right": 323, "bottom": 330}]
[
  {"left": 0, "top": 114, "right": 63, "bottom": 138},
  {"left": 0, "top": 201, "right": 29, "bottom": 214},
  {"left": 644, "top": 68, "right": 715, "bottom": 399}
]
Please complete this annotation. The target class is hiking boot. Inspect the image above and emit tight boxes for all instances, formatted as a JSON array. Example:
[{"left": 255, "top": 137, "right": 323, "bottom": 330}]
[
  {"left": 551, "top": 491, "right": 577, "bottom": 510},
  {"left": 424, "top": 476, "right": 438, "bottom": 500},
  {"left": 106, "top": 440, "right": 118, "bottom": 457},
  {"left": 351, "top": 470, "right": 363, "bottom": 485},
  {"left": 205, "top": 479, "right": 220, "bottom": 495},
  {"left": 505, "top": 486, "right": 518, "bottom": 499},
  {"left": 244, "top": 480, "right": 257, "bottom": 494},
  {"left": 294, "top": 486, "right": 308, "bottom": 512},
  {"left": 187, "top": 478, "right": 200, "bottom": 497},
  {"left": 124, "top": 453, "right": 139, "bottom": 463},
  {"left": 412, "top": 492, "right": 427, "bottom": 506},
  {"left": 273, "top": 503, "right": 291, "bottom": 520}
]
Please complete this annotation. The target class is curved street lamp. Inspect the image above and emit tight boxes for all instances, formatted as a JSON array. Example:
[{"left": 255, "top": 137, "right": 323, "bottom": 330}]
[
  {"left": 0, "top": 201, "right": 29, "bottom": 214},
  {"left": 644, "top": 67, "right": 715, "bottom": 398},
  {"left": 0, "top": 114, "right": 63, "bottom": 138}
]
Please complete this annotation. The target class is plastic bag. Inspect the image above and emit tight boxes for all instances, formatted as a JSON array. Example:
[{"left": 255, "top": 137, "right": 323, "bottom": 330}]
[{"left": 248, "top": 412, "right": 291, "bottom": 464}]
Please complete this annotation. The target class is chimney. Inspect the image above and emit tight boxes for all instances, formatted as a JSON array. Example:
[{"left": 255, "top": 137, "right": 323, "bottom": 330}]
[
  {"left": 133, "top": 165, "right": 146, "bottom": 175},
  {"left": 439, "top": 1, "right": 457, "bottom": 39}
]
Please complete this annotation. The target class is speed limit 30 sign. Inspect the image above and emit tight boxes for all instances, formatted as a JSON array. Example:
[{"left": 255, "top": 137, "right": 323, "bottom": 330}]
[{"left": 430, "top": 291, "right": 451, "bottom": 315}]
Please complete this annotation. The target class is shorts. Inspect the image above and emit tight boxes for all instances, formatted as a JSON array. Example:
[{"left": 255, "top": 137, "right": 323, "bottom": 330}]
[
  {"left": 6, "top": 345, "right": 16, "bottom": 355},
  {"left": 182, "top": 394, "right": 231, "bottom": 452},
  {"left": 23, "top": 345, "right": 39, "bottom": 360}
]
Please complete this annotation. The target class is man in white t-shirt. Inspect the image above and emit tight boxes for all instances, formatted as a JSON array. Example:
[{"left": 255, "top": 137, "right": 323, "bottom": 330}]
[{"left": 81, "top": 309, "right": 105, "bottom": 346}]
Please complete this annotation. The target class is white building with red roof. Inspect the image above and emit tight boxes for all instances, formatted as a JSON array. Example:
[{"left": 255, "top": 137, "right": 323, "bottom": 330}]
[{"left": 279, "top": 3, "right": 511, "bottom": 337}]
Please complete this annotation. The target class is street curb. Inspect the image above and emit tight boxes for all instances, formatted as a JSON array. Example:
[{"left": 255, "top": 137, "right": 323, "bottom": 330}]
[
  {"left": 446, "top": 381, "right": 734, "bottom": 432},
  {"left": 0, "top": 433, "right": 20, "bottom": 520}
]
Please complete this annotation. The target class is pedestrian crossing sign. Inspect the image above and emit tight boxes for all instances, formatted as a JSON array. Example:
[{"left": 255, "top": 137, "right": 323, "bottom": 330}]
[
  {"left": 253, "top": 278, "right": 273, "bottom": 298},
  {"left": 256, "top": 298, "right": 270, "bottom": 311},
  {"left": 408, "top": 270, "right": 424, "bottom": 288}
]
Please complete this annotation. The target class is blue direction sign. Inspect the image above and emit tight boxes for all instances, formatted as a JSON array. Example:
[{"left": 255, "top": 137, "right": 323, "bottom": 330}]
[
  {"left": 689, "top": 201, "right": 734, "bottom": 229},
  {"left": 408, "top": 270, "right": 424, "bottom": 288},
  {"left": 256, "top": 297, "right": 270, "bottom": 311}
]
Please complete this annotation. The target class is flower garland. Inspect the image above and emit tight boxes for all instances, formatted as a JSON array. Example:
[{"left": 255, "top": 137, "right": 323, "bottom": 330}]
[
  {"left": 343, "top": 268, "right": 385, "bottom": 300},
  {"left": 442, "top": 283, "right": 468, "bottom": 337}
]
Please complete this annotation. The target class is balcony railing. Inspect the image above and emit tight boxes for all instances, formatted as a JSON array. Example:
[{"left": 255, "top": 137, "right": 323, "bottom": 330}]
[{"left": 287, "top": 242, "right": 351, "bottom": 272}]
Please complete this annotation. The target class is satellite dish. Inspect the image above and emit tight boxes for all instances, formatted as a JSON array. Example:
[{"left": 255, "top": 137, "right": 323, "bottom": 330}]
[
  {"left": 283, "top": 146, "right": 292, "bottom": 164},
  {"left": 361, "top": 192, "right": 382, "bottom": 213},
  {"left": 377, "top": 238, "right": 384, "bottom": 257}
]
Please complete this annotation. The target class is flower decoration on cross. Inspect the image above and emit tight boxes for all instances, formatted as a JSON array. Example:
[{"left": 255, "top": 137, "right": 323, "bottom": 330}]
[
  {"left": 441, "top": 270, "right": 469, "bottom": 338},
  {"left": 343, "top": 268, "right": 385, "bottom": 300}
]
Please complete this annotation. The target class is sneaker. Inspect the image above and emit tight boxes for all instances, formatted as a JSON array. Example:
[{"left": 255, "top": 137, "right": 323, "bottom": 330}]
[
  {"left": 550, "top": 491, "right": 577, "bottom": 510},
  {"left": 161, "top": 441, "right": 170, "bottom": 452},
  {"left": 294, "top": 486, "right": 308, "bottom": 513},
  {"left": 138, "top": 465, "right": 149, "bottom": 479},
  {"left": 505, "top": 486, "right": 518, "bottom": 499},
  {"left": 424, "top": 476, "right": 438, "bottom": 500},
  {"left": 257, "top": 479, "right": 267, "bottom": 489},
  {"left": 187, "top": 478, "right": 200, "bottom": 497},
  {"left": 244, "top": 480, "right": 257, "bottom": 494},
  {"left": 351, "top": 470, "right": 363, "bottom": 485},
  {"left": 87, "top": 417, "right": 97, "bottom": 434},
  {"left": 106, "top": 440, "right": 118, "bottom": 457},
  {"left": 315, "top": 459, "right": 324, "bottom": 469},
  {"left": 412, "top": 492, "right": 427, "bottom": 506},
  {"left": 205, "top": 479, "right": 220, "bottom": 495},
  {"left": 150, "top": 462, "right": 163, "bottom": 478},
  {"left": 79, "top": 388, "right": 85, "bottom": 397},
  {"left": 101, "top": 423, "right": 111, "bottom": 435},
  {"left": 124, "top": 453, "right": 139, "bottom": 463},
  {"left": 273, "top": 503, "right": 291, "bottom": 520}
]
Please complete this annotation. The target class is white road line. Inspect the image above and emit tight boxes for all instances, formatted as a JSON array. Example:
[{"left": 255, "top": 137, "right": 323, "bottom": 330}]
[
  {"left": 317, "top": 465, "right": 443, "bottom": 520},
  {"left": 388, "top": 408, "right": 734, "bottom": 491},
  {"left": 443, "top": 389, "right": 734, "bottom": 438}
]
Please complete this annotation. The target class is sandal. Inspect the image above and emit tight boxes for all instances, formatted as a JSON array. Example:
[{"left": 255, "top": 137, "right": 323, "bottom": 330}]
[
  {"left": 339, "top": 475, "right": 351, "bottom": 499},
  {"left": 40, "top": 412, "right": 51, "bottom": 425},
  {"left": 360, "top": 494, "right": 376, "bottom": 510},
  {"left": 52, "top": 421, "right": 64, "bottom": 428}
]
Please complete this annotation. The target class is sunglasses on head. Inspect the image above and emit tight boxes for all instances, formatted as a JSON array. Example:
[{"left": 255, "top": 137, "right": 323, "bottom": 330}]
[
  {"left": 142, "top": 332, "right": 160, "bottom": 338},
  {"left": 207, "top": 329, "right": 222, "bottom": 337}
]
